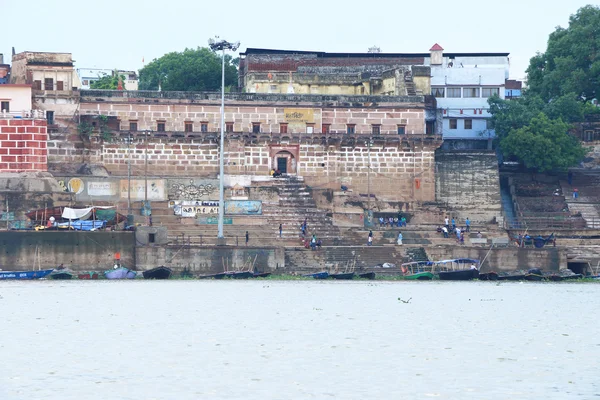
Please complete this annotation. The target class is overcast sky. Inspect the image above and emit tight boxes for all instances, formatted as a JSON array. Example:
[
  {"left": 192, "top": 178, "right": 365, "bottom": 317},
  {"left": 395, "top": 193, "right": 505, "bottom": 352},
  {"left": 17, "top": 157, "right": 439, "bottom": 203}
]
[{"left": 1, "top": 0, "right": 596, "bottom": 81}]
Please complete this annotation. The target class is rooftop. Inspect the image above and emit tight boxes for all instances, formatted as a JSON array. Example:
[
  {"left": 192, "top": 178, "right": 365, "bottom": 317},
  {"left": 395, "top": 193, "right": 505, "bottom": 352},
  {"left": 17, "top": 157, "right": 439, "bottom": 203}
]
[{"left": 241, "top": 48, "right": 509, "bottom": 58}]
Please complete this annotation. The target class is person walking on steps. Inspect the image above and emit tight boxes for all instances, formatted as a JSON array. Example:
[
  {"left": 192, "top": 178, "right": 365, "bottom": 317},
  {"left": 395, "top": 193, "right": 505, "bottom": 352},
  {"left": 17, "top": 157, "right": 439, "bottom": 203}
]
[
  {"left": 465, "top": 217, "right": 471, "bottom": 232},
  {"left": 368, "top": 230, "right": 373, "bottom": 246},
  {"left": 279, "top": 223, "right": 283, "bottom": 238},
  {"left": 245, "top": 231, "right": 249, "bottom": 246},
  {"left": 397, "top": 231, "right": 403, "bottom": 245}
]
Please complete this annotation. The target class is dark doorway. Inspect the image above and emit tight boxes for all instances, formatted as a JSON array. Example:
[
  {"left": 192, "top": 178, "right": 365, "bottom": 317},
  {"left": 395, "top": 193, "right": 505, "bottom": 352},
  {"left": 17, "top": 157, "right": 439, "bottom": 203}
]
[
  {"left": 148, "top": 233, "right": 156, "bottom": 244},
  {"left": 567, "top": 261, "right": 588, "bottom": 275},
  {"left": 277, "top": 157, "right": 287, "bottom": 173}
]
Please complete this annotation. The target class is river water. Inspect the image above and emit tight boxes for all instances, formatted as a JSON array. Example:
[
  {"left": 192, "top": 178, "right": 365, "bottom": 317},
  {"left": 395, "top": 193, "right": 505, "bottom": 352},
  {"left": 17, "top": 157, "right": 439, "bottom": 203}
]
[{"left": 0, "top": 280, "right": 598, "bottom": 400}]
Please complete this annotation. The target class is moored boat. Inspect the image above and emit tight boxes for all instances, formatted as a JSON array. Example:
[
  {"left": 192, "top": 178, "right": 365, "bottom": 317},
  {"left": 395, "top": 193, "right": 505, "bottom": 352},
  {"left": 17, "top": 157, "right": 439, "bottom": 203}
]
[
  {"left": 404, "top": 271, "right": 434, "bottom": 280},
  {"left": 330, "top": 272, "right": 355, "bottom": 280},
  {"left": 303, "top": 271, "right": 329, "bottom": 279},
  {"left": 78, "top": 272, "right": 99, "bottom": 280},
  {"left": 438, "top": 269, "right": 479, "bottom": 280},
  {"left": 104, "top": 266, "right": 136, "bottom": 280},
  {"left": 498, "top": 273, "right": 527, "bottom": 281},
  {"left": 478, "top": 272, "right": 499, "bottom": 281},
  {"left": 51, "top": 271, "right": 73, "bottom": 280},
  {"left": 142, "top": 266, "right": 172, "bottom": 280},
  {"left": 0, "top": 269, "right": 54, "bottom": 280},
  {"left": 252, "top": 272, "right": 272, "bottom": 278},
  {"left": 358, "top": 272, "right": 376, "bottom": 280},
  {"left": 524, "top": 273, "right": 545, "bottom": 281}
]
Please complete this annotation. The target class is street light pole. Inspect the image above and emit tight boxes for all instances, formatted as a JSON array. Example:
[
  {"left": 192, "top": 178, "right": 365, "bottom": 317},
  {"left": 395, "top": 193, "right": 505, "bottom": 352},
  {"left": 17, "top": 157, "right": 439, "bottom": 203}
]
[{"left": 209, "top": 37, "right": 240, "bottom": 243}]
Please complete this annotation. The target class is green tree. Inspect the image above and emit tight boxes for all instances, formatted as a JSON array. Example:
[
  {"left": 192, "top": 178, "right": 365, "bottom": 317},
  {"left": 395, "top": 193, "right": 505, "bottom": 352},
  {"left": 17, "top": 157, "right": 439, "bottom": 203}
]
[
  {"left": 526, "top": 5, "right": 600, "bottom": 102},
  {"left": 138, "top": 47, "right": 238, "bottom": 91},
  {"left": 499, "top": 113, "right": 588, "bottom": 172},
  {"left": 90, "top": 70, "right": 126, "bottom": 90}
]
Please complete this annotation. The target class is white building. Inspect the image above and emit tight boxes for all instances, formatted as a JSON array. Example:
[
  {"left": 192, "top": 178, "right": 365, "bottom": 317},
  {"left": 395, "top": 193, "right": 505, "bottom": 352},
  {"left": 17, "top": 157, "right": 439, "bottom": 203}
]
[
  {"left": 425, "top": 44, "right": 509, "bottom": 148},
  {"left": 78, "top": 68, "right": 138, "bottom": 90}
]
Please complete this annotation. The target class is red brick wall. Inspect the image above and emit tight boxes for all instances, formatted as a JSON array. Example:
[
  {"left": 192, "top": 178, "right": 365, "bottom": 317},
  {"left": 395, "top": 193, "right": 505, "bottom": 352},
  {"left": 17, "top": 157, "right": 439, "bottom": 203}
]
[{"left": 0, "top": 119, "right": 48, "bottom": 172}]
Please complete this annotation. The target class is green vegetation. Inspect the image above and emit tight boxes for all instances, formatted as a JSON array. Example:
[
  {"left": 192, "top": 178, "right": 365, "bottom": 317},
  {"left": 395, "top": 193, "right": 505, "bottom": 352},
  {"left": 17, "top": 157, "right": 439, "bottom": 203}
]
[
  {"left": 90, "top": 70, "right": 126, "bottom": 90},
  {"left": 489, "top": 5, "right": 600, "bottom": 173},
  {"left": 138, "top": 47, "right": 238, "bottom": 92}
]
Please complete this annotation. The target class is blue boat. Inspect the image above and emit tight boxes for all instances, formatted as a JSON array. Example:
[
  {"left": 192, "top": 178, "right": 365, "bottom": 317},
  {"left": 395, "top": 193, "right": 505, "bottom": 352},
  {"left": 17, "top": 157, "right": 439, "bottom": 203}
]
[
  {"left": 303, "top": 271, "right": 329, "bottom": 279},
  {"left": 104, "top": 267, "right": 137, "bottom": 280},
  {"left": 0, "top": 269, "right": 54, "bottom": 280}
]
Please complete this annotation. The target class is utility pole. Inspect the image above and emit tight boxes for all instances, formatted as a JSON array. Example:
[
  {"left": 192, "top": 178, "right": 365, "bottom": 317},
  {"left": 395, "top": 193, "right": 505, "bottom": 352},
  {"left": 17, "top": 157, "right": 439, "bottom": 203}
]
[
  {"left": 144, "top": 130, "right": 148, "bottom": 203},
  {"left": 127, "top": 131, "right": 131, "bottom": 216}
]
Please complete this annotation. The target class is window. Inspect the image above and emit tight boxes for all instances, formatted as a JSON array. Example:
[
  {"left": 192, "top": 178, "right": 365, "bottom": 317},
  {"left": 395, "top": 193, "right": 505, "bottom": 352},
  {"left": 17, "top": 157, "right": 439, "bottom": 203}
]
[
  {"left": 148, "top": 233, "right": 156, "bottom": 243},
  {"left": 82, "top": 79, "right": 89, "bottom": 86},
  {"left": 346, "top": 124, "right": 355, "bottom": 134},
  {"left": 431, "top": 87, "right": 445, "bottom": 97},
  {"left": 426, "top": 121, "right": 435, "bottom": 135},
  {"left": 372, "top": 125, "right": 381, "bottom": 135},
  {"left": 225, "top": 122, "right": 234, "bottom": 133},
  {"left": 56, "top": 81, "right": 64, "bottom": 91},
  {"left": 306, "top": 123, "right": 315, "bottom": 134},
  {"left": 46, "top": 111, "right": 55, "bottom": 125},
  {"left": 157, "top": 121, "right": 166, "bottom": 132},
  {"left": 463, "top": 87, "right": 480, "bottom": 98},
  {"left": 447, "top": 88, "right": 461, "bottom": 98},
  {"left": 464, "top": 119, "right": 473, "bottom": 129},
  {"left": 0, "top": 101, "right": 9, "bottom": 112},
  {"left": 449, "top": 119, "right": 457, "bottom": 129},
  {"left": 482, "top": 88, "right": 500, "bottom": 98},
  {"left": 252, "top": 123, "right": 261, "bottom": 133},
  {"left": 201, "top": 122, "right": 208, "bottom": 133},
  {"left": 397, "top": 125, "right": 406, "bottom": 135},
  {"left": 184, "top": 121, "right": 193, "bottom": 133},
  {"left": 279, "top": 123, "right": 288, "bottom": 134},
  {"left": 322, "top": 124, "right": 330, "bottom": 134},
  {"left": 33, "top": 80, "right": 41, "bottom": 90},
  {"left": 270, "top": 84, "right": 278, "bottom": 92},
  {"left": 129, "top": 121, "right": 138, "bottom": 131},
  {"left": 44, "top": 78, "right": 53, "bottom": 91}
]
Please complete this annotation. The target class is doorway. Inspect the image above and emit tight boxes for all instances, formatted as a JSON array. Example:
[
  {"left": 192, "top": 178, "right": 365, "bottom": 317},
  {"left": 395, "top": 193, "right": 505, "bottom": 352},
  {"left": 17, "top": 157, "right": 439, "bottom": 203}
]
[{"left": 277, "top": 157, "right": 287, "bottom": 173}]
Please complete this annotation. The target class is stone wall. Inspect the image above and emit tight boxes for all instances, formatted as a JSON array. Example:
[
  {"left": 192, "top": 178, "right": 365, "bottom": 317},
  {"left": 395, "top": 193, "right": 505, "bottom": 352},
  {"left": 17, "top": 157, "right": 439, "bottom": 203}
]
[
  {"left": 435, "top": 149, "right": 501, "bottom": 223},
  {"left": 0, "top": 118, "right": 47, "bottom": 172},
  {"left": 0, "top": 231, "right": 135, "bottom": 271}
]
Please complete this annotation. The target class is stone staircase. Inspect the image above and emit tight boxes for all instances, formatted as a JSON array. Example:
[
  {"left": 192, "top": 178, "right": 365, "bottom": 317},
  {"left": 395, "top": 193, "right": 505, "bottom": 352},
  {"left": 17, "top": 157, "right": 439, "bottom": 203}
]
[
  {"left": 560, "top": 177, "right": 600, "bottom": 228},
  {"left": 405, "top": 81, "right": 417, "bottom": 96}
]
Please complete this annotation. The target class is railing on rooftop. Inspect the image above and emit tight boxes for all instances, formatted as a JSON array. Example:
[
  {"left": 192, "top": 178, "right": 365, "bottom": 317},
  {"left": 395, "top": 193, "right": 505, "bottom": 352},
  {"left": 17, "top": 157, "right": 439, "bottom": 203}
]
[{"left": 0, "top": 110, "right": 46, "bottom": 119}]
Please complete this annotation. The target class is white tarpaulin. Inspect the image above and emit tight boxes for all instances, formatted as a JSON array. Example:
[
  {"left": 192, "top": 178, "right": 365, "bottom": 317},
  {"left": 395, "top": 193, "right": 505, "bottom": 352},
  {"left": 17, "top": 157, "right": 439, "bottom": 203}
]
[{"left": 61, "top": 206, "right": 115, "bottom": 220}]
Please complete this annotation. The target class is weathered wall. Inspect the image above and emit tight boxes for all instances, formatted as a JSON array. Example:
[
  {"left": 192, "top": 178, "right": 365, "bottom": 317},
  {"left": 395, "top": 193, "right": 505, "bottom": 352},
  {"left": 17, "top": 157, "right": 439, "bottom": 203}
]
[
  {"left": 0, "top": 231, "right": 135, "bottom": 271},
  {"left": 435, "top": 149, "right": 501, "bottom": 222},
  {"left": 135, "top": 245, "right": 284, "bottom": 273},
  {"left": 424, "top": 245, "right": 566, "bottom": 272},
  {"left": 0, "top": 118, "right": 47, "bottom": 172}
]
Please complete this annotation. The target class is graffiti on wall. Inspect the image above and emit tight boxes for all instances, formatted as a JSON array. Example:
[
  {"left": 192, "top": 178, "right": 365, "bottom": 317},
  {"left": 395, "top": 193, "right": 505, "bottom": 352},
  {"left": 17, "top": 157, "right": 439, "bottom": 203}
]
[
  {"left": 170, "top": 180, "right": 216, "bottom": 200},
  {"left": 170, "top": 200, "right": 219, "bottom": 217},
  {"left": 224, "top": 200, "right": 262, "bottom": 215},
  {"left": 119, "top": 180, "right": 166, "bottom": 201}
]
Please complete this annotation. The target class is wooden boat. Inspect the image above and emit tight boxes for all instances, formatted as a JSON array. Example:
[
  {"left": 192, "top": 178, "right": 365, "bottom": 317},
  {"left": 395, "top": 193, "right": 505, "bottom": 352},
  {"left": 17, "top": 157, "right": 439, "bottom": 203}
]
[
  {"left": 104, "top": 267, "right": 136, "bottom": 280},
  {"left": 498, "top": 274, "right": 527, "bottom": 281},
  {"left": 330, "top": 272, "right": 355, "bottom": 280},
  {"left": 562, "top": 274, "right": 583, "bottom": 280},
  {"left": 358, "top": 272, "right": 376, "bottom": 280},
  {"left": 209, "top": 271, "right": 253, "bottom": 279},
  {"left": 524, "top": 273, "right": 545, "bottom": 281},
  {"left": 303, "top": 271, "right": 329, "bottom": 279},
  {"left": 142, "top": 266, "right": 173, "bottom": 280},
  {"left": 435, "top": 259, "right": 480, "bottom": 281},
  {"left": 404, "top": 271, "right": 434, "bottom": 280},
  {"left": 438, "top": 269, "right": 479, "bottom": 280},
  {"left": 78, "top": 272, "right": 99, "bottom": 280},
  {"left": 252, "top": 272, "right": 272, "bottom": 278},
  {"left": 479, "top": 272, "right": 499, "bottom": 281},
  {"left": 51, "top": 271, "right": 73, "bottom": 280},
  {"left": 0, "top": 269, "right": 54, "bottom": 280}
]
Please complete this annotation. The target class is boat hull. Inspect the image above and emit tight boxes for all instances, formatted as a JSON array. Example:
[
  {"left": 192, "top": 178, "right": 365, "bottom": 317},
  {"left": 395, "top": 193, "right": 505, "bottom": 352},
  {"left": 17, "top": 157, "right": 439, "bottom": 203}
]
[
  {"left": 104, "top": 267, "right": 136, "bottom": 280},
  {"left": 404, "top": 272, "right": 434, "bottom": 280},
  {"left": 142, "top": 266, "right": 173, "bottom": 280},
  {"left": 253, "top": 272, "right": 272, "bottom": 278},
  {"left": 358, "top": 272, "right": 376, "bottom": 280},
  {"left": 331, "top": 273, "right": 355, "bottom": 280},
  {"left": 78, "top": 272, "right": 99, "bottom": 280},
  {"left": 438, "top": 269, "right": 479, "bottom": 281},
  {"left": 0, "top": 269, "right": 54, "bottom": 280},
  {"left": 303, "top": 271, "right": 329, "bottom": 279},
  {"left": 479, "top": 272, "right": 499, "bottom": 281},
  {"left": 51, "top": 272, "right": 73, "bottom": 280},
  {"left": 498, "top": 274, "right": 526, "bottom": 281},
  {"left": 524, "top": 273, "right": 545, "bottom": 281}
]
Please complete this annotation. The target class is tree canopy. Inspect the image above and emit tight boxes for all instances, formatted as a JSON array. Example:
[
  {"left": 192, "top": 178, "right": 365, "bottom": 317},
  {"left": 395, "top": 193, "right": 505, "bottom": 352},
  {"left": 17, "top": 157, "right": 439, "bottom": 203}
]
[
  {"left": 526, "top": 5, "right": 600, "bottom": 102},
  {"left": 499, "top": 113, "right": 587, "bottom": 172},
  {"left": 90, "top": 70, "right": 126, "bottom": 90},
  {"left": 487, "top": 5, "right": 600, "bottom": 172},
  {"left": 138, "top": 47, "right": 238, "bottom": 91}
]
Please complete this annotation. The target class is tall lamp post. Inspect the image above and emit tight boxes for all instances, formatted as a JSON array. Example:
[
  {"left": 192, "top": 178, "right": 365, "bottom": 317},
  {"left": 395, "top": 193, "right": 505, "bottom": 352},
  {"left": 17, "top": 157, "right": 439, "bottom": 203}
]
[{"left": 208, "top": 37, "right": 240, "bottom": 244}]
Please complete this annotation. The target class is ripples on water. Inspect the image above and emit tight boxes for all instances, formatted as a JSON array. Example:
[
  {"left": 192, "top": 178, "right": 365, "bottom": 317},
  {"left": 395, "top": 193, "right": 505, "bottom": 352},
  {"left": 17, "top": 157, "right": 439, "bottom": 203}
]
[{"left": 0, "top": 280, "right": 599, "bottom": 400}]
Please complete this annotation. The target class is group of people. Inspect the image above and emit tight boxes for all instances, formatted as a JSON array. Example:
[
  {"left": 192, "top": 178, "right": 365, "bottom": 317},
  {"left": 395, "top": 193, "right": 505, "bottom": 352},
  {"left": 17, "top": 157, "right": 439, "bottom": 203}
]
[
  {"left": 437, "top": 216, "right": 479, "bottom": 245},
  {"left": 367, "top": 230, "right": 403, "bottom": 246},
  {"left": 269, "top": 169, "right": 283, "bottom": 178},
  {"left": 378, "top": 216, "right": 407, "bottom": 228},
  {"left": 299, "top": 218, "right": 322, "bottom": 250}
]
